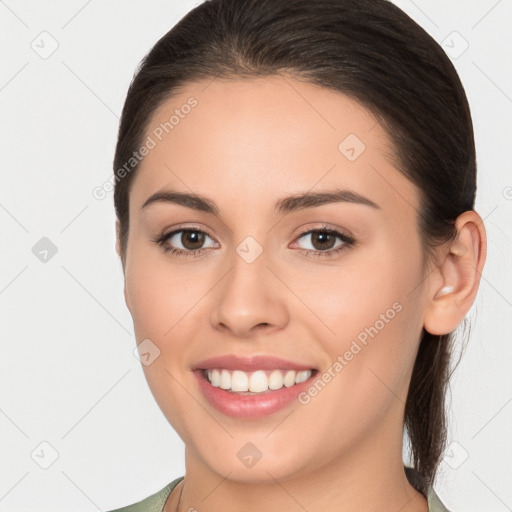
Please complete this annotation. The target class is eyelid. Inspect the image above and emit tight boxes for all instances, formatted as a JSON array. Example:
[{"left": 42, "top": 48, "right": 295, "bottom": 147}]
[
  {"left": 293, "top": 223, "right": 354, "bottom": 240},
  {"left": 150, "top": 223, "right": 218, "bottom": 247},
  {"left": 154, "top": 222, "right": 356, "bottom": 258},
  {"left": 158, "top": 223, "right": 352, "bottom": 243},
  {"left": 164, "top": 223, "right": 217, "bottom": 240}
]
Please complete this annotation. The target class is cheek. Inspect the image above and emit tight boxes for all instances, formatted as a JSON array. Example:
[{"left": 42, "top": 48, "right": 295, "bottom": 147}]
[
  {"left": 298, "top": 247, "right": 422, "bottom": 339},
  {"left": 297, "top": 238, "right": 426, "bottom": 398},
  {"left": 125, "top": 250, "right": 200, "bottom": 439},
  {"left": 125, "top": 242, "right": 204, "bottom": 338},
  {"left": 294, "top": 261, "right": 425, "bottom": 445}
]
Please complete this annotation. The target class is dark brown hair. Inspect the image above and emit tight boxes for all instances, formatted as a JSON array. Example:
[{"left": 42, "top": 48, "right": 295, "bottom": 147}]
[{"left": 113, "top": 0, "right": 476, "bottom": 490}]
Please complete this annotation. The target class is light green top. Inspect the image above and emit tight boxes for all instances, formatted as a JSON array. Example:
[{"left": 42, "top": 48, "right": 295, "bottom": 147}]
[{"left": 107, "top": 466, "right": 450, "bottom": 511}]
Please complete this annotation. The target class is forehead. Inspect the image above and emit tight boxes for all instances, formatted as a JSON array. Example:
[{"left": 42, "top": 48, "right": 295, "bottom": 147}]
[{"left": 129, "top": 75, "right": 419, "bottom": 220}]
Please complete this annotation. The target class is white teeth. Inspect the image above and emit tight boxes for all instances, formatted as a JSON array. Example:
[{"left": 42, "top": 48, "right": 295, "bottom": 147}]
[
  {"left": 268, "top": 369, "right": 284, "bottom": 390},
  {"left": 219, "top": 369, "right": 230, "bottom": 389},
  {"left": 283, "top": 370, "right": 296, "bottom": 387},
  {"left": 295, "top": 370, "right": 310, "bottom": 384},
  {"left": 231, "top": 370, "right": 249, "bottom": 392},
  {"left": 249, "top": 370, "right": 268, "bottom": 393},
  {"left": 205, "top": 368, "right": 313, "bottom": 393}
]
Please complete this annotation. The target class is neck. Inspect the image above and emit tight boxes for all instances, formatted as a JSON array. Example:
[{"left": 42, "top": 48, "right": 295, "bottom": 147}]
[{"left": 171, "top": 432, "right": 428, "bottom": 512}]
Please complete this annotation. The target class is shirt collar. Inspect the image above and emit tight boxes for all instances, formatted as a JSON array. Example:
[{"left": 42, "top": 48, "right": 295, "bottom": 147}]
[{"left": 404, "top": 466, "right": 451, "bottom": 512}]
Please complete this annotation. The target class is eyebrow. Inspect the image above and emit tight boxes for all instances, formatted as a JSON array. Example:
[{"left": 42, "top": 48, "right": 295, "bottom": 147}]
[{"left": 141, "top": 188, "right": 380, "bottom": 216}]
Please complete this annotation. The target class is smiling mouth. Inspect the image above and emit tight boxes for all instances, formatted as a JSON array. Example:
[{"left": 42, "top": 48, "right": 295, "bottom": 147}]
[{"left": 199, "top": 368, "right": 319, "bottom": 394}]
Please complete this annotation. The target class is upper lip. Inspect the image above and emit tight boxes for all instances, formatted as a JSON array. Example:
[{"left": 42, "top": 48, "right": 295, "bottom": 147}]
[{"left": 192, "top": 354, "right": 318, "bottom": 372}]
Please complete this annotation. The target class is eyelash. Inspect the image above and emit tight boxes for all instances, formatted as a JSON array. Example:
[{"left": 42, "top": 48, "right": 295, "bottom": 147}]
[{"left": 152, "top": 224, "right": 356, "bottom": 259}]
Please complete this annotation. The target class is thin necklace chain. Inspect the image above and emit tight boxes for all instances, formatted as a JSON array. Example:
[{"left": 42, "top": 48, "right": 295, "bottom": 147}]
[
  {"left": 176, "top": 479, "right": 184, "bottom": 512},
  {"left": 174, "top": 477, "right": 426, "bottom": 511}
]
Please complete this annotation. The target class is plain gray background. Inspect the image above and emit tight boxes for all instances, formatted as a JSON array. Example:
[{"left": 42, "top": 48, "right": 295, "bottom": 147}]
[{"left": 0, "top": 0, "right": 511, "bottom": 510}]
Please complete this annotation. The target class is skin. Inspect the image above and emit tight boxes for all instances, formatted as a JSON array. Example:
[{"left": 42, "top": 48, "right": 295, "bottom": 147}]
[{"left": 116, "top": 75, "right": 486, "bottom": 512}]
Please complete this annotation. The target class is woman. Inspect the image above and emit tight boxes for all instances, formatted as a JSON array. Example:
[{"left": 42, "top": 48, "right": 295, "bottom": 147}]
[{"left": 109, "top": 0, "right": 486, "bottom": 510}]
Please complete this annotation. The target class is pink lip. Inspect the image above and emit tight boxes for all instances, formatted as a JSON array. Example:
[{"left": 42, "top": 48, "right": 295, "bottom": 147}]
[
  {"left": 192, "top": 368, "right": 318, "bottom": 419},
  {"left": 192, "top": 354, "right": 317, "bottom": 372}
]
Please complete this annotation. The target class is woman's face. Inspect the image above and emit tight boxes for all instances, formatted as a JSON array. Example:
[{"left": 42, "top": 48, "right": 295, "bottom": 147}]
[{"left": 122, "top": 75, "right": 430, "bottom": 482}]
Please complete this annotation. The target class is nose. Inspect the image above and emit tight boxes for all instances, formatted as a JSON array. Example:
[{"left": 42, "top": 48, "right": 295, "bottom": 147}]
[{"left": 209, "top": 244, "right": 289, "bottom": 338}]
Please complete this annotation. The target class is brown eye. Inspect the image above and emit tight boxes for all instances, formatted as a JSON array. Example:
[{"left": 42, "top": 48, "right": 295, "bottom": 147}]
[
  {"left": 309, "top": 231, "right": 337, "bottom": 251},
  {"left": 293, "top": 227, "right": 356, "bottom": 258},
  {"left": 180, "top": 230, "right": 206, "bottom": 250},
  {"left": 153, "top": 227, "right": 219, "bottom": 258}
]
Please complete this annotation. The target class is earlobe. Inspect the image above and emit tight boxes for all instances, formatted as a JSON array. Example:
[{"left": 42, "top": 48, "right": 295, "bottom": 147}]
[
  {"left": 115, "top": 219, "right": 127, "bottom": 274},
  {"left": 115, "top": 219, "right": 130, "bottom": 311},
  {"left": 423, "top": 211, "right": 487, "bottom": 335},
  {"left": 115, "top": 219, "right": 122, "bottom": 259}
]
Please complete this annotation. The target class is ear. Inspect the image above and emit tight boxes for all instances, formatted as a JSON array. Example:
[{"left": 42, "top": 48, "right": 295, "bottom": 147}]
[
  {"left": 115, "top": 218, "right": 126, "bottom": 269},
  {"left": 115, "top": 219, "right": 130, "bottom": 309},
  {"left": 423, "top": 210, "right": 487, "bottom": 335},
  {"left": 115, "top": 219, "right": 122, "bottom": 259}
]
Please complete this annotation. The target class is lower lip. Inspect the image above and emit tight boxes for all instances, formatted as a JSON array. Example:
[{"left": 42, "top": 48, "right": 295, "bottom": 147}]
[{"left": 193, "top": 369, "right": 317, "bottom": 419}]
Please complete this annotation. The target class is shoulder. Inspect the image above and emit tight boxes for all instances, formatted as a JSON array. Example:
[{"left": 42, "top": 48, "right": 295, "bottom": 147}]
[
  {"left": 404, "top": 466, "right": 452, "bottom": 512},
  {"left": 107, "top": 470, "right": 451, "bottom": 512},
  {"left": 106, "top": 476, "right": 184, "bottom": 512}
]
